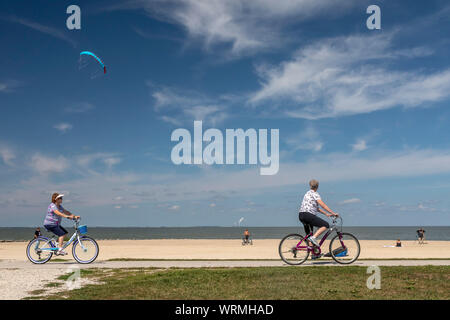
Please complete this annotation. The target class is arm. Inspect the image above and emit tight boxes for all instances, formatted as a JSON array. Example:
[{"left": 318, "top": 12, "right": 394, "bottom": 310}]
[
  {"left": 53, "top": 209, "right": 79, "bottom": 220},
  {"left": 317, "top": 200, "right": 338, "bottom": 217},
  {"left": 62, "top": 208, "right": 80, "bottom": 220}
]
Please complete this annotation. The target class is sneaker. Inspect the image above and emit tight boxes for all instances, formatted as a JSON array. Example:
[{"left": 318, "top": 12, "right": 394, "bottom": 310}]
[
  {"left": 308, "top": 236, "right": 320, "bottom": 247},
  {"left": 56, "top": 249, "right": 67, "bottom": 256}
]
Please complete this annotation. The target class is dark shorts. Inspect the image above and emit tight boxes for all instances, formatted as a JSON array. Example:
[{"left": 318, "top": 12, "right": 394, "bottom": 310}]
[
  {"left": 44, "top": 225, "right": 68, "bottom": 237},
  {"left": 299, "top": 212, "right": 329, "bottom": 235}
]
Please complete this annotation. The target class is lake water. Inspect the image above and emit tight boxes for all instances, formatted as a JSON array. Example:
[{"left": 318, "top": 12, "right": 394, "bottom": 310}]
[{"left": 0, "top": 226, "right": 448, "bottom": 241}]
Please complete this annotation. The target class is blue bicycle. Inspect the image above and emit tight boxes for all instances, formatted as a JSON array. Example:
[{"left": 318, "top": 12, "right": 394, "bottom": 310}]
[{"left": 26, "top": 218, "right": 99, "bottom": 264}]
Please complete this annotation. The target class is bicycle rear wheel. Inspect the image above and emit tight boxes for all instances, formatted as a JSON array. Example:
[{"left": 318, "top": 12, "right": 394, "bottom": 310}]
[
  {"left": 72, "top": 236, "right": 99, "bottom": 264},
  {"left": 26, "top": 237, "right": 54, "bottom": 264},
  {"left": 329, "top": 233, "right": 360, "bottom": 264},
  {"left": 279, "top": 234, "right": 309, "bottom": 265}
]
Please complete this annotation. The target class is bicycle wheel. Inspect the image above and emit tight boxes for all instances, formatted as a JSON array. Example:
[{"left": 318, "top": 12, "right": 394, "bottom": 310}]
[
  {"left": 329, "top": 233, "right": 360, "bottom": 264},
  {"left": 279, "top": 234, "right": 309, "bottom": 265},
  {"left": 72, "top": 236, "right": 99, "bottom": 264},
  {"left": 26, "top": 237, "right": 54, "bottom": 264}
]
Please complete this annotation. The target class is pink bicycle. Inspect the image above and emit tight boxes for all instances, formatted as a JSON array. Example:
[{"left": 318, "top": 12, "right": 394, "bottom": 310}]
[{"left": 279, "top": 216, "right": 360, "bottom": 265}]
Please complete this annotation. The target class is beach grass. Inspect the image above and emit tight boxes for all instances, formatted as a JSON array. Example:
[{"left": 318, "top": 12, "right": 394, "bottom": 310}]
[{"left": 41, "top": 266, "right": 449, "bottom": 300}]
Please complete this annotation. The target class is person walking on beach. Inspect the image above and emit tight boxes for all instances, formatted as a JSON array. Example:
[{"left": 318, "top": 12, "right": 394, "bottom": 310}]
[
  {"left": 43, "top": 193, "right": 79, "bottom": 255},
  {"left": 417, "top": 228, "right": 426, "bottom": 244},
  {"left": 298, "top": 180, "right": 339, "bottom": 253}
]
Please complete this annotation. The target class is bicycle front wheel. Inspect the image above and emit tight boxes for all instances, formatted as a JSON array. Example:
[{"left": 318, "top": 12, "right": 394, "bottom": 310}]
[
  {"left": 72, "top": 236, "right": 99, "bottom": 264},
  {"left": 329, "top": 233, "right": 360, "bottom": 264},
  {"left": 26, "top": 237, "right": 54, "bottom": 264},
  {"left": 279, "top": 234, "right": 309, "bottom": 265}
]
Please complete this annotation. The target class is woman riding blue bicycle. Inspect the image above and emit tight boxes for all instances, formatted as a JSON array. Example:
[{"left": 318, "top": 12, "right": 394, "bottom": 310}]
[{"left": 43, "top": 193, "right": 80, "bottom": 256}]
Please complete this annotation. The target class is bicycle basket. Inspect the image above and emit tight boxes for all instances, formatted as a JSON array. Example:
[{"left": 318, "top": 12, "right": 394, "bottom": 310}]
[{"left": 77, "top": 225, "right": 88, "bottom": 234}]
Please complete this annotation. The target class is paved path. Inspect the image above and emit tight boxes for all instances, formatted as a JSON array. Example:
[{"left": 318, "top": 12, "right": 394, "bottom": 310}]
[{"left": 1, "top": 259, "right": 449, "bottom": 269}]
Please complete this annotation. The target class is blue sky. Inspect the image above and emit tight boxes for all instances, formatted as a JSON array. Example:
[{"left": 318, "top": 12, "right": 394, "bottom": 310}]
[{"left": 1, "top": 0, "right": 450, "bottom": 227}]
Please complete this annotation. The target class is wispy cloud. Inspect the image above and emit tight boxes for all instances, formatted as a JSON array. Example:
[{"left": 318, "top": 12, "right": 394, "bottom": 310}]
[
  {"left": 4, "top": 16, "right": 77, "bottom": 47},
  {"left": 286, "top": 125, "right": 323, "bottom": 152},
  {"left": 0, "top": 145, "right": 15, "bottom": 166},
  {"left": 30, "top": 154, "right": 68, "bottom": 174},
  {"left": 54, "top": 123, "right": 73, "bottom": 133},
  {"left": 249, "top": 34, "right": 450, "bottom": 119},
  {"left": 150, "top": 84, "right": 230, "bottom": 125},
  {"left": 104, "top": 0, "right": 358, "bottom": 57},
  {"left": 64, "top": 102, "right": 95, "bottom": 113},
  {"left": 351, "top": 139, "right": 367, "bottom": 152},
  {"left": 339, "top": 198, "right": 361, "bottom": 205},
  {"left": 76, "top": 153, "right": 122, "bottom": 170},
  {"left": 0, "top": 80, "right": 21, "bottom": 93}
]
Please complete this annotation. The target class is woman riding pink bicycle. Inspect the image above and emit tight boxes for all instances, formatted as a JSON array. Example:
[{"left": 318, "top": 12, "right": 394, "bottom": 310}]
[{"left": 299, "top": 180, "right": 339, "bottom": 249}]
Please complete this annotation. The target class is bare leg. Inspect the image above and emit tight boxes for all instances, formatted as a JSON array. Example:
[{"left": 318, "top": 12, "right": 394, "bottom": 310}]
[
  {"left": 58, "top": 235, "right": 64, "bottom": 248},
  {"left": 313, "top": 227, "right": 327, "bottom": 239}
]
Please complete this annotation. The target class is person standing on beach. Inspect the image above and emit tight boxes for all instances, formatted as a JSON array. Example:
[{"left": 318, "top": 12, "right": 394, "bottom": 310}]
[
  {"left": 43, "top": 193, "right": 79, "bottom": 255},
  {"left": 34, "top": 227, "right": 41, "bottom": 239},
  {"left": 244, "top": 229, "right": 250, "bottom": 243},
  {"left": 298, "top": 180, "right": 339, "bottom": 249},
  {"left": 417, "top": 228, "right": 426, "bottom": 243}
]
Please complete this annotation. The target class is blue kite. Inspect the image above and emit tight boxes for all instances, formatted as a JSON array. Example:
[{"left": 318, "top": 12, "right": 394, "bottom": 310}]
[{"left": 80, "top": 51, "right": 106, "bottom": 74}]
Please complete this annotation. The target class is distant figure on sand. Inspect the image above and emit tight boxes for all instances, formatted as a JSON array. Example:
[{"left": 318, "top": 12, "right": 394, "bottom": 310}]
[
  {"left": 244, "top": 229, "right": 250, "bottom": 242},
  {"left": 396, "top": 239, "right": 402, "bottom": 247},
  {"left": 34, "top": 227, "right": 41, "bottom": 239},
  {"left": 416, "top": 228, "right": 426, "bottom": 244}
]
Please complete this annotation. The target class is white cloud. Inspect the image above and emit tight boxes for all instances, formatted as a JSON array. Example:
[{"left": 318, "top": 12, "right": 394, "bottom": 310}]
[
  {"left": 64, "top": 102, "right": 95, "bottom": 113},
  {"left": 76, "top": 153, "right": 122, "bottom": 169},
  {"left": 286, "top": 125, "right": 323, "bottom": 152},
  {"left": 351, "top": 139, "right": 367, "bottom": 152},
  {"left": 150, "top": 84, "right": 229, "bottom": 125},
  {"left": 106, "top": 0, "right": 357, "bottom": 56},
  {"left": 54, "top": 123, "right": 73, "bottom": 133},
  {"left": 184, "top": 105, "right": 229, "bottom": 125},
  {"left": 0, "top": 80, "right": 20, "bottom": 93},
  {"left": 339, "top": 198, "right": 361, "bottom": 205},
  {"left": 250, "top": 34, "right": 450, "bottom": 119},
  {"left": 103, "top": 157, "right": 122, "bottom": 168},
  {"left": 168, "top": 205, "right": 180, "bottom": 210},
  {"left": 4, "top": 16, "right": 77, "bottom": 47},
  {"left": 160, "top": 116, "right": 183, "bottom": 126},
  {"left": 30, "top": 154, "right": 68, "bottom": 174},
  {"left": 0, "top": 146, "right": 15, "bottom": 166}
]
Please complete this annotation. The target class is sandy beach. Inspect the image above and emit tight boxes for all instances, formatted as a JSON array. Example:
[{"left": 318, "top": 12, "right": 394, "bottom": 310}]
[{"left": 1, "top": 239, "right": 449, "bottom": 261}]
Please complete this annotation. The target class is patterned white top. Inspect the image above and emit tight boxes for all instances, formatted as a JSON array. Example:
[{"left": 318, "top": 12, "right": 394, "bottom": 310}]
[{"left": 299, "top": 190, "right": 321, "bottom": 215}]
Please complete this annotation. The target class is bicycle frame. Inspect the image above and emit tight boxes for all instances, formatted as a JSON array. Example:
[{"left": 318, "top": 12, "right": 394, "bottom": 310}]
[
  {"left": 295, "top": 217, "right": 345, "bottom": 255},
  {"left": 37, "top": 220, "right": 87, "bottom": 252}
]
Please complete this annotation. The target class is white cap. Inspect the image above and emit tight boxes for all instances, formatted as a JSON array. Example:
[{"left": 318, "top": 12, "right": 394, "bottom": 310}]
[{"left": 55, "top": 194, "right": 64, "bottom": 200}]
